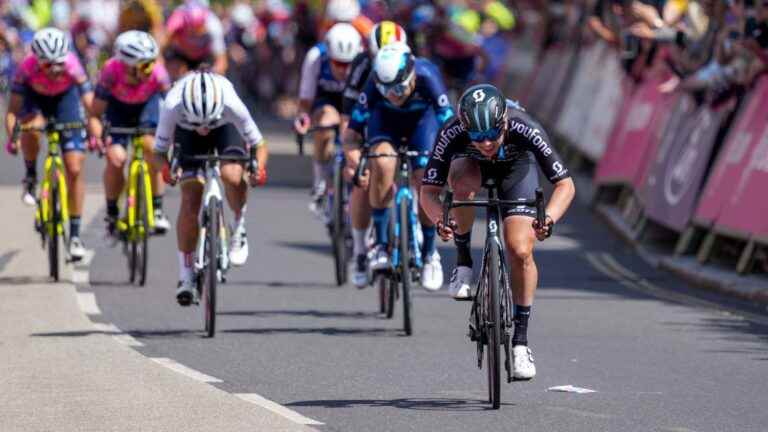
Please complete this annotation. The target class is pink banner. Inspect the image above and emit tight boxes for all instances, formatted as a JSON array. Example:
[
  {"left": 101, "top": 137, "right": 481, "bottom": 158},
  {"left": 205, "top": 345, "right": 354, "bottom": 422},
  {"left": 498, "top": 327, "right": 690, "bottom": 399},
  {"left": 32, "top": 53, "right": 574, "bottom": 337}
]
[{"left": 695, "top": 77, "right": 768, "bottom": 226}]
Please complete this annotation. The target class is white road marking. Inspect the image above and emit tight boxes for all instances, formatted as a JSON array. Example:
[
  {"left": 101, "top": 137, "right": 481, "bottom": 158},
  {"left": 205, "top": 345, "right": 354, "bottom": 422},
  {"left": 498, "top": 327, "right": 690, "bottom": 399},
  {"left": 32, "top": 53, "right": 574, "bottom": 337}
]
[
  {"left": 547, "top": 385, "right": 597, "bottom": 394},
  {"left": 150, "top": 358, "right": 223, "bottom": 383},
  {"left": 91, "top": 322, "right": 144, "bottom": 347},
  {"left": 75, "top": 292, "right": 101, "bottom": 315},
  {"left": 71, "top": 269, "right": 89, "bottom": 284},
  {"left": 235, "top": 393, "right": 324, "bottom": 426}
]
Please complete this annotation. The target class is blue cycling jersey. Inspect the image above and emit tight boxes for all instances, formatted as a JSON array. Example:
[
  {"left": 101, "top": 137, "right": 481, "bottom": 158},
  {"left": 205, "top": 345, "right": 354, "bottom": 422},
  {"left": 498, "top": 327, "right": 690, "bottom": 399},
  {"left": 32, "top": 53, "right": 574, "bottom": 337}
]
[
  {"left": 315, "top": 43, "right": 346, "bottom": 95},
  {"left": 348, "top": 57, "right": 454, "bottom": 134}
]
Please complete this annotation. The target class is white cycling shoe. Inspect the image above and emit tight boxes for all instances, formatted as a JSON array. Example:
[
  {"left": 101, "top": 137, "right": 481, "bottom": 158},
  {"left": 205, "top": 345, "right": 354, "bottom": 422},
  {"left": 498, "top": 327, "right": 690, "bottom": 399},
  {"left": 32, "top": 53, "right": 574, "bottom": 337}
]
[
  {"left": 421, "top": 251, "right": 443, "bottom": 291},
  {"left": 68, "top": 237, "right": 86, "bottom": 261},
  {"left": 229, "top": 223, "right": 248, "bottom": 267},
  {"left": 308, "top": 182, "right": 326, "bottom": 219},
  {"left": 370, "top": 245, "right": 391, "bottom": 272},
  {"left": 512, "top": 345, "right": 536, "bottom": 380},
  {"left": 21, "top": 178, "right": 36, "bottom": 206},
  {"left": 176, "top": 279, "right": 195, "bottom": 306},
  {"left": 352, "top": 253, "right": 369, "bottom": 288},
  {"left": 448, "top": 266, "right": 473, "bottom": 300},
  {"left": 153, "top": 209, "right": 171, "bottom": 234}
]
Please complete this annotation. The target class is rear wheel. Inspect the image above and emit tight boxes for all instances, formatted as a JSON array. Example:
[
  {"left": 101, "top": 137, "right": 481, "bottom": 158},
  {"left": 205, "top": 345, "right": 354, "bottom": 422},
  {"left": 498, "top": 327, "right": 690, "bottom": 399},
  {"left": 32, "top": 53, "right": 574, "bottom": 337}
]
[
  {"left": 399, "top": 199, "right": 412, "bottom": 336},
  {"left": 203, "top": 198, "right": 219, "bottom": 338},
  {"left": 48, "top": 173, "right": 60, "bottom": 282},
  {"left": 129, "top": 178, "right": 139, "bottom": 284},
  {"left": 332, "top": 163, "right": 347, "bottom": 286},
  {"left": 138, "top": 164, "right": 150, "bottom": 286},
  {"left": 487, "top": 242, "right": 502, "bottom": 409}
]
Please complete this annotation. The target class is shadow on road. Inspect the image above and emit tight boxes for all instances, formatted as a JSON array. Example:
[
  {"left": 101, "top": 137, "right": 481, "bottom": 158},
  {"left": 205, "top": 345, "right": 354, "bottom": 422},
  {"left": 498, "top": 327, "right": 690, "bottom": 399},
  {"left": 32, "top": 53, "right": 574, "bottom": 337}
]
[
  {"left": 223, "top": 326, "right": 403, "bottom": 337},
  {"left": 286, "top": 397, "right": 510, "bottom": 412},
  {"left": 219, "top": 309, "right": 380, "bottom": 319}
]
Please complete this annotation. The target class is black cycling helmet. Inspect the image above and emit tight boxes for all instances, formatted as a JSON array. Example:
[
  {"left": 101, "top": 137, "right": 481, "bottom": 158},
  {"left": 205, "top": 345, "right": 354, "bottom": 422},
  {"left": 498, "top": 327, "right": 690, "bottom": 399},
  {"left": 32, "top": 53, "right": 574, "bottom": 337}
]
[{"left": 458, "top": 84, "right": 507, "bottom": 141}]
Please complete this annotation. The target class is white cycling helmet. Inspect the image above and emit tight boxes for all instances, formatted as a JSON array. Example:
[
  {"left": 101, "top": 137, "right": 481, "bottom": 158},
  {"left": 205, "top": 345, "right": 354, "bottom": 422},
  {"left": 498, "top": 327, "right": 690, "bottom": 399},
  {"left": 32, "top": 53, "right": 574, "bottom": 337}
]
[
  {"left": 325, "top": 23, "right": 362, "bottom": 63},
  {"left": 373, "top": 42, "right": 415, "bottom": 96},
  {"left": 114, "top": 30, "right": 158, "bottom": 66},
  {"left": 31, "top": 27, "right": 69, "bottom": 63},
  {"left": 230, "top": 3, "right": 255, "bottom": 28},
  {"left": 369, "top": 21, "right": 408, "bottom": 57},
  {"left": 326, "top": 0, "right": 360, "bottom": 22},
  {"left": 181, "top": 72, "right": 225, "bottom": 126}
]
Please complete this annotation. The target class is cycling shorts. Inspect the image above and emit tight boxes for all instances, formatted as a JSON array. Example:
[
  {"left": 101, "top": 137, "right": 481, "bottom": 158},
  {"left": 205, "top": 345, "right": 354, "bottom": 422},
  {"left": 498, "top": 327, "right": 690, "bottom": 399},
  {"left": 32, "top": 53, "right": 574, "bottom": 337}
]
[
  {"left": 105, "top": 93, "right": 161, "bottom": 147},
  {"left": 176, "top": 124, "right": 246, "bottom": 180},
  {"left": 366, "top": 106, "right": 438, "bottom": 170},
  {"left": 477, "top": 159, "right": 540, "bottom": 219},
  {"left": 19, "top": 85, "right": 86, "bottom": 152},
  {"left": 311, "top": 90, "right": 344, "bottom": 113}
]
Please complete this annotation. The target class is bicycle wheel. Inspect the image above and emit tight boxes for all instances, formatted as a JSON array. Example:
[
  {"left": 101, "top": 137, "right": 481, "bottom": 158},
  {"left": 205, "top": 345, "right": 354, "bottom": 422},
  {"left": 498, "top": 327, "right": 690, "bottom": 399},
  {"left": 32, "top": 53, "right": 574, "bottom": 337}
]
[
  {"left": 332, "top": 163, "right": 347, "bottom": 286},
  {"left": 203, "top": 198, "right": 219, "bottom": 337},
  {"left": 129, "top": 179, "right": 138, "bottom": 284},
  {"left": 137, "top": 164, "right": 150, "bottom": 286},
  {"left": 387, "top": 276, "right": 396, "bottom": 319},
  {"left": 399, "top": 198, "right": 412, "bottom": 336},
  {"left": 48, "top": 173, "right": 60, "bottom": 281},
  {"left": 487, "top": 242, "right": 502, "bottom": 409}
]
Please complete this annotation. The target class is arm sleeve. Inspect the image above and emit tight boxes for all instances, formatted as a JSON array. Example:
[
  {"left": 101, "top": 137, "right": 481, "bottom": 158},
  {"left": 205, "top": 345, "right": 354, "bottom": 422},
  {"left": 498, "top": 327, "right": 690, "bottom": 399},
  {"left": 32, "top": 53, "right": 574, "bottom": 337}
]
[
  {"left": 512, "top": 113, "right": 571, "bottom": 183},
  {"left": 10, "top": 66, "right": 27, "bottom": 94},
  {"left": 154, "top": 96, "right": 179, "bottom": 154},
  {"left": 223, "top": 82, "right": 265, "bottom": 148},
  {"left": 94, "top": 66, "right": 114, "bottom": 100},
  {"left": 347, "top": 80, "right": 376, "bottom": 134},
  {"left": 298, "top": 47, "right": 321, "bottom": 102},
  {"left": 424, "top": 62, "right": 455, "bottom": 124},
  {"left": 422, "top": 120, "right": 464, "bottom": 187},
  {"left": 342, "top": 55, "right": 369, "bottom": 115}
]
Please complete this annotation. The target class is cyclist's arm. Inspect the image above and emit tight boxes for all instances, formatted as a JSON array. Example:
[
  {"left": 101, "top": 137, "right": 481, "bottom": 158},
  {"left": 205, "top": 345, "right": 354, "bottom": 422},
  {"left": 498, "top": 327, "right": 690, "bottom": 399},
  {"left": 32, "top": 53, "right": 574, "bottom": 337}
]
[
  {"left": 153, "top": 95, "right": 180, "bottom": 158},
  {"left": 420, "top": 120, "right": 463, "bottom": 224},
  {"left": 222, "top": 80, "right": 267, "bottom": 162},
  {"left": 297, "top": 47, "right": 322, "bottom": 116},
  {"left": 208, "top": 15, "right": 228, "bottom": 74},
  {"left": 422, "top": 61, "right": 455, "bottom": 124},
  {"left": 342, "top": 54, "right": 369, "bottom": 116},
  {"left": 4, "top": 92, "right": 23, "bottom": 141}
]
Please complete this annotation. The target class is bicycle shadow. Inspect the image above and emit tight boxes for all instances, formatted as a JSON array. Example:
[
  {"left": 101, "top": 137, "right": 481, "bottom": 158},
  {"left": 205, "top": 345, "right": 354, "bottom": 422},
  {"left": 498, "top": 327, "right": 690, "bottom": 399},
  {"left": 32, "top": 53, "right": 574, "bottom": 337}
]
[
  {"left": 286, "top": 397, "right": 511, "bottom": 412},
  {"left": 222, "top": 326, "right": 404, "bottom": 338},
  {"left": 218, "top": 309, "right": 379, "bottom": 320}
]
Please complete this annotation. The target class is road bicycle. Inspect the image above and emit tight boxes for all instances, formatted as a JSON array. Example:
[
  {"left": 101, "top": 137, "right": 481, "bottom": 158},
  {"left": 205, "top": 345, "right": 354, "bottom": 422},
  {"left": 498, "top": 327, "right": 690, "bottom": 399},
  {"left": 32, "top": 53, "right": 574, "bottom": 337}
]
[
  {"left": 171, "top": 146, "right": 257, "bottom": 337},
  {"left": 442, "top": 180, "right": 545, "bottom": 409},
  {"left": 104, "top": 125, "right": 156, "bottom": 286},
  {"left": 357, "top": 140, "right": 429, "bottom": 336},
  {"left": 297, "top": 124, "right": 351, "bottom": 286},
  {"left": 17, "top": 119, "right": 84, "bottom": 281}
]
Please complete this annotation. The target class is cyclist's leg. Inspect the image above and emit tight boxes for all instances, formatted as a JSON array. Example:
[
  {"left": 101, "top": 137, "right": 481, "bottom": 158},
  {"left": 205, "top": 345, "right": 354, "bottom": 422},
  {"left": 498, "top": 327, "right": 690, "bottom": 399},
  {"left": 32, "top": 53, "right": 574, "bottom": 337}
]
[
  {"left": 102, "top": 97, "right": 138, "bottom": 225},
  {"left": 55, "top": 86, "right": 88, "bottom": 244},
  {"left": 213, "top": 125, "right": 248, "bottom": 219},
  {"left": 445, "top": 158, "right": 482, "bottom": 297},
  {"left": 368, "top": 138, "right": 396, "bottom": 247},
  {"left": 176, "top": 128, "right": 207, "bottom": 284},
  {"left": 408, "top": 110, "right": 440, "bottom": 259},
  {"left": 18, "top": 89, "right": 44, "bottom": 197},
  {"left": 139, "top": 94, "right": 166, "bottom": 216},
  {"left": 310, "top": 102, "right": 339, "bottom": 195}
]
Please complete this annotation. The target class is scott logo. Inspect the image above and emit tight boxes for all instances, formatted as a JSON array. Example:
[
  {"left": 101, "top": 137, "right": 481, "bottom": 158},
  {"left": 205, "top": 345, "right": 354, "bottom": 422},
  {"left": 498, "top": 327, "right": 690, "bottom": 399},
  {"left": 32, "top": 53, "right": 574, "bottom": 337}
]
[
  {"left": 489, "top": 220, "right": 497, "bottom": 233},
  {"left": 427, "top": 168, "right": 438, "bottom": 179},
  {"left": 472, "top": 89, "right": 486, "bottom": 103}
]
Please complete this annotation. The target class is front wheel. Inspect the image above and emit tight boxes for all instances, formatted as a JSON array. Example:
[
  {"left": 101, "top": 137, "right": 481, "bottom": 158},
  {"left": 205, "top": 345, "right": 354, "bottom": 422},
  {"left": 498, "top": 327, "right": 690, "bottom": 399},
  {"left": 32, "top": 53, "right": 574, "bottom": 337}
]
[
  {"left": 203, "top": 198, "right": 220, "bottom": 338},
  {"left": 486, "top": 242, "right": 502, "bottom": 409},
  {"left": 399, "top": 198, "right": 413, "bottom": 336},
  {"left": 48, "top": 174, "right": 60, "bottom": 282},
  {"left": 332, "top": 163, "right": 348, "bottom": 286}
]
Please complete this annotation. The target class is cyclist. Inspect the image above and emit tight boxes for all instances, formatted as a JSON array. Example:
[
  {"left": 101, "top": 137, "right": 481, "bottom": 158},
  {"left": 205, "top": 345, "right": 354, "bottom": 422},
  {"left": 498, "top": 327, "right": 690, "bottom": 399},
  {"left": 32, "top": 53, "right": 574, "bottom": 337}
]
[
  {"left": 88, "top": 30, "right": 172, "bottom": 239},
  {"left": 343, "top": 42, "right": 454, "bottom": 291},
  {"left": 294, "top": 22, "right": 362, "bottom": 217},
  {"left": 420, "top": 84, "right": 576, "bottom": 380},
  {"left": 163, "top": 0, "right": 227, "bottom": 81},
  {"left": 341, "top": 20, "right": 408, "bottom": 287},
  {"left": 321, "top": 0, "right": 374, "bottom": 39},
  {"left": 4, "top": 27, "right": 94, "bottom": 261},
  {"left": 153, "top": 71, "right": 268, "bottom": 306}
]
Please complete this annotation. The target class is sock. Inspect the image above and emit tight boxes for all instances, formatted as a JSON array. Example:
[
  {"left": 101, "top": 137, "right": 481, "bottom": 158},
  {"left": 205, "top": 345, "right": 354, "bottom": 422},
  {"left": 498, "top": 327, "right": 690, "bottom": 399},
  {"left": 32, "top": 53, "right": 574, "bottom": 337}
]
[
  {"left": 178, "top": 251, "right": 194, "bottom": 282},
  {"left": 24, "top": 159, "right": 36, "bottom": 179},
  {"left": 312, "top": 161, "right": 325, "bottom": 190},
  {"left": 234, "top": 204, "right": 246, "bottom": 227},
  {"left": 69, "top": 216, "right": 81, "bottom": 238},
  {"left": 512, "top": 305, "right": 532, "bottom": 346},
  {"left": 372, "top": 208, "right": 390, "bottom": 246},
  {"left": 421, "top": 225, "right": 436, "bottom": 259},
  {"left": 454, "top": 231, "right": 473, "bottom": 267},
  {"left": 106, "top": 200, "right": 119, "bottom": 218},
  {"left": 352, "top": 227, "right": 369, "bottom": 256},
  {"left": 152, "top": 195, "right": 163, "bottom": 211}
]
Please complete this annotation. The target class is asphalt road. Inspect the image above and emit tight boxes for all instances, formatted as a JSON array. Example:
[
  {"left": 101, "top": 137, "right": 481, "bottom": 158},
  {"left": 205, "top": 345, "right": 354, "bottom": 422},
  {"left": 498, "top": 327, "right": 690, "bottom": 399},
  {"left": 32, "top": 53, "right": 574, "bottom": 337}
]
[{"left": 4, "top": 123, "right": 768, "bottom": 432}]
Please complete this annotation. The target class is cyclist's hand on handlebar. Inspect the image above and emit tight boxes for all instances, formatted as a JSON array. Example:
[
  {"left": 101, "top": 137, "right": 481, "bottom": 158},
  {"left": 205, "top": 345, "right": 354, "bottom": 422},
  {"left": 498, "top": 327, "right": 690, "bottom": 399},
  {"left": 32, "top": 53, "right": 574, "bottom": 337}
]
[
  {"left": 294, "top": 113, "right": 310, "bottom": 135},
  {"left": 162, "top": 161, "right": 180, "bottom": 186},
  {"left": 5, "top": 139, "right": 18, "bottom": 155},
  {"left": 343, "top": 165, "right": 356, "bottom": 183},
  {"left": 437, "top": 218, "right": 458, "bottom": 241},
  {"left": 248, "top": 167, "right": 267, "bottom": 187},
  {"left": 87, "top": 136, "right": 105, "bottom": 154},
  {"left": 356, "top": 168, "right": 370, "bottom": 189},
  {"left": 532, "top": 215, "right": 554, "bottom": 241}
]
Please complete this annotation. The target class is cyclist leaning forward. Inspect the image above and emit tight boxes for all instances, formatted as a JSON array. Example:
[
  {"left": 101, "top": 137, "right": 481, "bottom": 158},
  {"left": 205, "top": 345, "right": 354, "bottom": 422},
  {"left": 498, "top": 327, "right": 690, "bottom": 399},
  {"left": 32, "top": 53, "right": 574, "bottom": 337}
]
[
  {"left": 153, "top": 71, "right": 268, "bottom": 306},
  {"left": 294, "top": 22, "right": 362, "bottom": 217},
  {"left": 420, "top": 84, "right": 576, "bottom": 380},
  {"left": 341, "top": 20, "right": 408, "bottom": 288},
  {"left": 163, "top": 0, "right": 228, "bottom": 81},
  {"left": 343, "top": 42, "right": 454, "bottom": 291},
  {"left": 4, "top": 28, "right": 95, "bottom": 260},
  {"left": 89, "top": 30, "right": 172, "bottom": 240}
]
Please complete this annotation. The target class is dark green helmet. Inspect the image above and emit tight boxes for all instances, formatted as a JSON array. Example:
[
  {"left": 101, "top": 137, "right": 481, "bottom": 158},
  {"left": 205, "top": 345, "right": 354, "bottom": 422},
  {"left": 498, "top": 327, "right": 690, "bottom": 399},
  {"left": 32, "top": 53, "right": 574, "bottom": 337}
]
[{"left": 457, "top": 84, "right": 507, "bottom": 141}]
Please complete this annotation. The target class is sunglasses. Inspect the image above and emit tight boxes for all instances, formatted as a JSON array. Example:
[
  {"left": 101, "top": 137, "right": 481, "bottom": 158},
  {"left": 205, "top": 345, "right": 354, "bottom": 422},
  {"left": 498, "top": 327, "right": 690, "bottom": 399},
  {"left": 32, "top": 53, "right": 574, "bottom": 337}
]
[
  {"left": 376, "top": 71, "right": 414, "bottom": 98},
  {"left": 137, "top": 60, "right": 155, "bottom": 75},
  {"left": 41, "top": 60, "right": 65, "bottom": 72},
  {"left": 468, "top": 127, "right": 503, "bottom": 142}
]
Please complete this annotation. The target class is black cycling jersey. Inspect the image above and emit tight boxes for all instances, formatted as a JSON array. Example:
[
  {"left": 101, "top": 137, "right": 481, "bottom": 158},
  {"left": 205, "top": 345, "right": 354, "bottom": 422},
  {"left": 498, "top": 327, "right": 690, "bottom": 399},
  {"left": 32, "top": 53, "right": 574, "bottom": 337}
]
[
  {"left": 342, "top": 52, "right": 372, "bottom": 116},
  {"left": 422, "top": 100, "right": 571, "bottom": 187}
]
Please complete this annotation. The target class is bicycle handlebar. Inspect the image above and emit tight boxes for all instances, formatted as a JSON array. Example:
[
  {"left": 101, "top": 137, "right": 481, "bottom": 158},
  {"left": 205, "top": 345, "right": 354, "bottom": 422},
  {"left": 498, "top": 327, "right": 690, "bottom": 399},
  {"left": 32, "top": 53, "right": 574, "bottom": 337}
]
[
  {"left": 442, "top": 188, "right": 547, "bottom": 234},
  {"left": 295, "top": 124, "right": 340, "bottom": 156},
  {"left": 104, "top": 125, "right": 157, "bottom": 137}
]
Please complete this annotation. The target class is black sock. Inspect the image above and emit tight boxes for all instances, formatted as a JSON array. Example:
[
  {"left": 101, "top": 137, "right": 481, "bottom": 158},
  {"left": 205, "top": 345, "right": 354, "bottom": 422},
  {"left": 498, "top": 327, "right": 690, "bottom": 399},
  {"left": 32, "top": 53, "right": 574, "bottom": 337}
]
[
  {"left": 24, "top": 159, "right": 36, "bottom": 179},
  {"left": 70, "top": 216, "right": 81, "bottom": 238},
  {"left": 106, "top": 200, "right": 119, "bottom": 218},
  {"left": 512, "top": 305, "right": 531, "bottom": 346},
  {"left": 153, "top": 195, "right": 163, "bottom": 211},
  {"left": 454, "top": 231, "right": 473, "bottom": 267}
]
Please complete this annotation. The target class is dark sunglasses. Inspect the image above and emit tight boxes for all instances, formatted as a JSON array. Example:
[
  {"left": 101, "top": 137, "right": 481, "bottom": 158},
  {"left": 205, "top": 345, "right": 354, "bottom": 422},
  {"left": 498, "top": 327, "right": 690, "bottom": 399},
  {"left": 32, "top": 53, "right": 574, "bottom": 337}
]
[
  {"left": 137, "top": 60, "right": 155, "bottom": 75},
  {"left": 468, "top": 127, "right": 503, "bottom": 142}
]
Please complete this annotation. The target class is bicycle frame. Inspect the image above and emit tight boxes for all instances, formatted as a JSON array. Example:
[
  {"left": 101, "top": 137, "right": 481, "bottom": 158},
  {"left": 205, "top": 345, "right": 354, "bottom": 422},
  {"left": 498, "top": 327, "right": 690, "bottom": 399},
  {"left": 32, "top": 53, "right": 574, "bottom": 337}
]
[
  {"left": 126, "top": 134, "right": 155, "bottom": 235},
  {"left": 392, "top": 144, "right": 423, "bottom": 270},
  {"left": 196, "top": 161, "right": 229, "bottom": 275},
  {"left": 39, "top": 134, "right": 69, "bottom": 238}
]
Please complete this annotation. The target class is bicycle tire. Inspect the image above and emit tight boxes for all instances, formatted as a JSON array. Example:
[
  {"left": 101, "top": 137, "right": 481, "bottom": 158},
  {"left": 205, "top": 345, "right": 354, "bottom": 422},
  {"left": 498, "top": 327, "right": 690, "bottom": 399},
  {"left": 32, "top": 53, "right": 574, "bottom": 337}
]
[
  {"left": 332, "top": 163, "right": 347, "bottom": 286},
  {"left": 399, "top": 198, "right": 412, "bottom": 336},
  {"left": 129, "top": 176, "right": 138, "bottom": 284},
  {"left": 138, "top": 163, "right": 149, "bottom": 286},
  {"left": 48, "top": 173, "right": 60, "bottom": 282},
  {"left": 204, "top": 197, "right": 219, "bottom": 338},
  {"left": 377, "top": 274, "right": 386, "bottom": 314},
  {"left": 487, "top": 242, "right": 502, "bottom": 409},
  {"left": 386, "top": 276, "right": 396, "bottom": 319}
]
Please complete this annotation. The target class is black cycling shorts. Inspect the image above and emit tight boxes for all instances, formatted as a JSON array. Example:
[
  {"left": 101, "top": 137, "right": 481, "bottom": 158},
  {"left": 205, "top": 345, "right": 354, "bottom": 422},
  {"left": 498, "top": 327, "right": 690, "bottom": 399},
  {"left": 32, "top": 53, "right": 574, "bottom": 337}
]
[
  {"left": 176, "top": 124, "right": 246, "bottom": 179},
  {"left": 478, "top": 160, "right": 540, "bottom": 219}
]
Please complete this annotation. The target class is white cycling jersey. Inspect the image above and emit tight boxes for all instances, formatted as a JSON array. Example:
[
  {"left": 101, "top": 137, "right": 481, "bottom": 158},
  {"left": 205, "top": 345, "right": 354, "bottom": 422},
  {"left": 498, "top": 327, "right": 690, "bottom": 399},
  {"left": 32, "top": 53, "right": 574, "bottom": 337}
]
[{"left": 154, "top": 73, "right": 264, "bottom": 153}]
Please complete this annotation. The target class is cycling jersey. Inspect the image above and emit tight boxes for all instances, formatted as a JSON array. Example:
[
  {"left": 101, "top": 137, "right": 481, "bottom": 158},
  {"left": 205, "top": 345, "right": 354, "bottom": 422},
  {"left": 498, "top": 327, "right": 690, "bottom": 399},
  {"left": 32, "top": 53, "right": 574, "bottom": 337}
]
[
  {"left": 165, "top": 6, "right": 226, "bottom": 62},
  {"left": 348, "top": 57, "right": 454, "bottom": 135},
  {"left": 11, "top": 52, "right": 91, "bottom": 97},
  {"left": 154, "top": 73, "right": 264, "bottom": 153},
  {"left": 95, "top": 58, "right": 170, "bottom": 104},
  {"left": 298, "top": 42, "right": 347, "bottom": 110},
  {"left": 423, "top": 100, "right": 571, "bottom": 187},
  {"left": 341, "top": 51, "right": 372, "bottom": 116}
]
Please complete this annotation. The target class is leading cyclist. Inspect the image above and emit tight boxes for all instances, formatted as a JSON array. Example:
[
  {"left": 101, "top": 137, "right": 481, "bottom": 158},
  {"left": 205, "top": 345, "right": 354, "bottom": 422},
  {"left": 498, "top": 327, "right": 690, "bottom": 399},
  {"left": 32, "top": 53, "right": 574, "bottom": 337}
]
[
  {"left": 4, "top": 28, "right": 95, "bottom": 261},
  {"left": 343, "top": 42, "right": 454, "bottom": 291},
  {"left": 420, "top": 84, "right": 576, "bottom": 380},
  {"left": 153, "top": 71, "right": 268, "bottom": 306}
]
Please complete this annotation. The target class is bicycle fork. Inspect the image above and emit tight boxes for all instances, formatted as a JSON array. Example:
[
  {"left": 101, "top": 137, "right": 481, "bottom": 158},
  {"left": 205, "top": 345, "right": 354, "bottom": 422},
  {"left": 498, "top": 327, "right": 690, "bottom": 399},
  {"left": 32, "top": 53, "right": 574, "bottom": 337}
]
[
  {"left": 38, "top": 156, "right": 69, "bottom": 238},
  {"left": 196, "top": 176, "right": 229, "bottom": 279},
  {"left": 392, "top": 186, "right": 423, "bottom": 269},
  {"left": 126, "top": 159, "right": 155, "bottom": 237}
]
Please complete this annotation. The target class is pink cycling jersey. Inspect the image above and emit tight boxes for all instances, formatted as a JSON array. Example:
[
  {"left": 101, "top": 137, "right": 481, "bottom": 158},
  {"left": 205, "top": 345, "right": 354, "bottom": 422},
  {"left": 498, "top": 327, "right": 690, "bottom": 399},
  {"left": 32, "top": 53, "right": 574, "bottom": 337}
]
[
  {"left": 165, "top": 6, "right": 225, "bottom": 61},
  {"left": 96, "top": 58, "right": 170, "bottom": 104},
  {"left": 13, "top": 52, "right": 88, "bottom": 96}
]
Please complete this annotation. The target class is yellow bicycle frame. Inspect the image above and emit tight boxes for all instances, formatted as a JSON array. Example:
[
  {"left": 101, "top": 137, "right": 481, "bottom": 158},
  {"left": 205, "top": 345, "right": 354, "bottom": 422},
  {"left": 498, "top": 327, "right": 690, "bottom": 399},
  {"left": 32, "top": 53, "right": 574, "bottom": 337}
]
[
  {"left": 36, "top": 130, "right": 69, "bottom": 237},
  {"left": 121, "top": 134, "right": 155, "bottom": 239}
]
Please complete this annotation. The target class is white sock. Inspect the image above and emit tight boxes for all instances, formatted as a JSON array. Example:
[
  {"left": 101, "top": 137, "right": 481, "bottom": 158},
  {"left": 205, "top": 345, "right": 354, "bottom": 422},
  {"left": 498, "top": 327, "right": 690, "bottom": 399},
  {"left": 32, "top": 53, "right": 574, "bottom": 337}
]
[
  {"left": 352, "top": 227, "right": 369, "bottom": 256},
  {"left": 313, "top": 161, "right": 325, "bottom": 190},
  {"left": 235, "top": 204, "right": 247, "bottom": 229},
  {"left": 178, "top": 251, "right": 193, "bottom": 282}
]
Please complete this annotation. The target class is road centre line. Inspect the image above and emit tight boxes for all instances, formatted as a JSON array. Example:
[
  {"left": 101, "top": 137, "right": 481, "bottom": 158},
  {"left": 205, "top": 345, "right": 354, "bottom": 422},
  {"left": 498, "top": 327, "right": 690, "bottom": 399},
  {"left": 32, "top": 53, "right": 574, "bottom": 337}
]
[
  {"left": 75, "top": 292, "right": 101, "bottom": 315},
  {"left": 235, "top": 393, "right": 325, "bottom": 426},
  {"left": 150, "top": 357, "right": 223, "bottom": 383}
]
